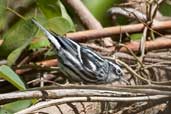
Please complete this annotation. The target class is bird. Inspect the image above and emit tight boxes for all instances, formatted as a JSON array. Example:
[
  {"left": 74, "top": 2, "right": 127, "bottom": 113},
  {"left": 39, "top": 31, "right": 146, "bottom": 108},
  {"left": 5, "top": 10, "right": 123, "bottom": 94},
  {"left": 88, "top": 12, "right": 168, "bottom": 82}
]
[{"left": 32, "top": 19, "right": 124, "bottom": 84}]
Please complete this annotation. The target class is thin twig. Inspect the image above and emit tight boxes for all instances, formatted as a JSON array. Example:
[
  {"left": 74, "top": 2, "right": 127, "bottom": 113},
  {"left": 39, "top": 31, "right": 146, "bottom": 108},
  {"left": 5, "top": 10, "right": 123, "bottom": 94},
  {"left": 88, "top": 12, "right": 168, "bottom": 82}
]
[
  {"left": 118, "top": 44, "right": 144, "bottom": 67},
  {"left": 15, "top": 95, "right": 170, "bottom": 114},
  {"left": 116, "top": 59, "right": 171, "bottom": 85}
]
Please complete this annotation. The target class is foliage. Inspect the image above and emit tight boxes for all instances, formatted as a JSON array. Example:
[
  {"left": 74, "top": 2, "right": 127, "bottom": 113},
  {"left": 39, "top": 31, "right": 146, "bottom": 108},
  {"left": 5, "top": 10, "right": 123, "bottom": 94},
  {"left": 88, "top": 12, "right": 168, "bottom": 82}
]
[
  {"left": 0, "top": 0, "right": 75, "bottom": 112},
  {"left": 0, "top": 65, "right": 33, "bottom": 113},
  {"left": 159, "top": 1, "right": 171, "bottom": 16},
  {"left": 0, "top": 65, "right": 25, "bottom": 90},
  {"left": 0, "top": 19, "right": 37, "bottom": 61}
]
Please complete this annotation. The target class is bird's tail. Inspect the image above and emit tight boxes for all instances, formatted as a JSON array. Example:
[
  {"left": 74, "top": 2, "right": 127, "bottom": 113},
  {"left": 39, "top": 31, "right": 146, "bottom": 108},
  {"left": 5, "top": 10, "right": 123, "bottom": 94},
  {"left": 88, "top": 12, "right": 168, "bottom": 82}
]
[{"left": 32, "top": 18, "right": 61, "bottom": 50}]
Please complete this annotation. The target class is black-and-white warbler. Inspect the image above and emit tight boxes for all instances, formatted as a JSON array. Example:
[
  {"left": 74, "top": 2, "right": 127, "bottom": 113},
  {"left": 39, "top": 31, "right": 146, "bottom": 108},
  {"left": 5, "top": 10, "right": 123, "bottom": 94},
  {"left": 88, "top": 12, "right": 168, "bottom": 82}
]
[{"left": 32, "top": 19, "right": 124, "bottom": 84}]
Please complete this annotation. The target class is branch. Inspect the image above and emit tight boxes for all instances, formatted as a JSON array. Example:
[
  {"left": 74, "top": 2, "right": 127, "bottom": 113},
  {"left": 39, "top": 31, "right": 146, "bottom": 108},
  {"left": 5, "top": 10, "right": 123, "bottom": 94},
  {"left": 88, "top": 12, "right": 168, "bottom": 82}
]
[
  {"left": 1, "top": 85, "right": 171, "bottom": 103},
  {"left": 63, "top": 0, "right": 113, "bottom": 46},
  {"left": 15, "top": 95, "right": 170, "bottom": 114},
  {"left": 108, "top": 7, "right": 147, "bottom": 21},
  {"left": 66, "top": 20, "right": 171, "bottom": 41},
  {"left": 119, "top": 38, "right": 171, "bottom": 53},
  {"left": 64, "top": 0, "right": 101, "bottom": 30},
  {"left": 0, "top": 88, "right": 136, "bottom": 103}
]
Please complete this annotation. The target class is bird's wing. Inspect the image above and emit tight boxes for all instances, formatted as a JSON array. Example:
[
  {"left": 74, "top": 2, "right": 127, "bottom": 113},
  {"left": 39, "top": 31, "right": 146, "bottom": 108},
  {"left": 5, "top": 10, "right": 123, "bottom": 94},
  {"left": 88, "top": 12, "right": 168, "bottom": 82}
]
[
  {"left": 80, "top": 47, "right": 111, "bottom": 82},
  {"left": 80, "top": 47, "right": 105, "bottom": 72}
]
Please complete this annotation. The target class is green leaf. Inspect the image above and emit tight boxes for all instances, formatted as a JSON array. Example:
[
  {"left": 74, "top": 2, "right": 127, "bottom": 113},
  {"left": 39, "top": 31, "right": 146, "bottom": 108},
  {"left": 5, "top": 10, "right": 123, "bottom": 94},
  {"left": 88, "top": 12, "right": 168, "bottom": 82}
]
[
  {"left": 37, "top": 0, "right": 62, "bottom": 18},
  {"left": 37, "top": 0, "right": 74, "bottom": 31},
  {"left": 130, "top": 33, "right": 143, "bottom": 40},
  {"left": 29, "top": 37, "right": 50, "bottom": 50},
  {"left": 7, "top": 43, "right": 28, "bottom": 66},
  {"left": 0, "top": 64, "right": 35, "bottom": 113},
  {"left": 0, "top": 19, "right": 38, "bottom": 58},
  {"left": 82, "top": 0, "right": 122, "bottom": 26},
  {"left": 2, "top": 100, "right": 32, "bottom": 113},
  {"left": 0, "top": 65, "right": 37, "bottom": 113},
  {"left": 46, "top": 17, "right": 75, "bottom": 34},
  {"left": 58, "top": 1, "right": 74, "bottom": 29},
  {"left": 0, "top": 65, "right": 25, "bottom": 90},
  {"left": 159, "top": 1, "right": 171, "bottom": 16}
]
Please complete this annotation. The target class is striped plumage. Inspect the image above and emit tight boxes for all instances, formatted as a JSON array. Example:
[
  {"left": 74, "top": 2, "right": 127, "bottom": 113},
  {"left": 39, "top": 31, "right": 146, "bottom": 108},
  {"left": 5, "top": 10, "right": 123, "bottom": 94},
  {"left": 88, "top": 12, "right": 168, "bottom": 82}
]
[{"left": 32, "top": 19, "right": 123, "bottom": 84}]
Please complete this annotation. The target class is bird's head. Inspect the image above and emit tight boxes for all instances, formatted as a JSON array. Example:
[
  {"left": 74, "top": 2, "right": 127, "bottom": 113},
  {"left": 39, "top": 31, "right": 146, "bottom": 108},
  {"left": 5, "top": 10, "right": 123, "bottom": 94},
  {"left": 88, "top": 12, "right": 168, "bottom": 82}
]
[{"left": 106, "top": 61, "right": 124, "bottom": 83}]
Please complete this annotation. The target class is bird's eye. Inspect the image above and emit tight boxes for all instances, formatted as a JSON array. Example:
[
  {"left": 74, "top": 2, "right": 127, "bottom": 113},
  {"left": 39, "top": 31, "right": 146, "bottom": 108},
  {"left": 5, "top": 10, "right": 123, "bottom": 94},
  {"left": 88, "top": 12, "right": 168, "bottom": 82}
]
[{"left": 116, "top": 69, "right": 122, "bottom": 75}]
